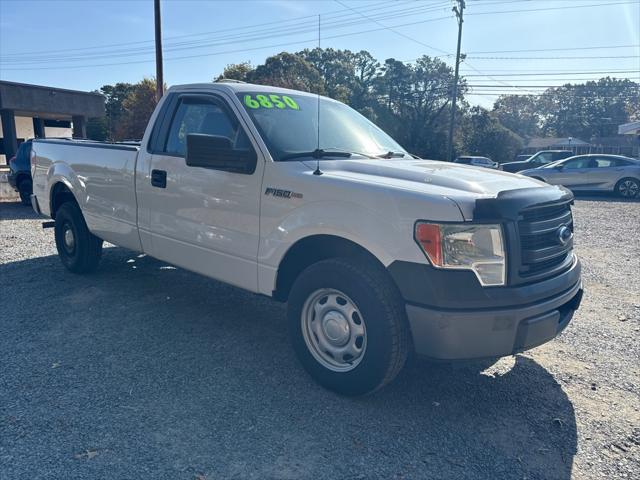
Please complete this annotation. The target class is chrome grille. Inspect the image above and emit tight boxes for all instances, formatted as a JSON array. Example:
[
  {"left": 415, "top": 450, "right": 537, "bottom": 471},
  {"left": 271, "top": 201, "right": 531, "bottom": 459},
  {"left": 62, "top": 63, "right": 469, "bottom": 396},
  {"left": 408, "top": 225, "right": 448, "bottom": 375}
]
[{"left": 518, "top": 201, "right": 573, "bottom": 278}]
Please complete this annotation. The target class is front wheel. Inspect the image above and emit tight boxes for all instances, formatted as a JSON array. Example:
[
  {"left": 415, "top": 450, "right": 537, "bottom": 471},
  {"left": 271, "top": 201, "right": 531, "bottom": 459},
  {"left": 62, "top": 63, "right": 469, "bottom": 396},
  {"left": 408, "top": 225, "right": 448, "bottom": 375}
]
[
  {"left": 54, "top": 202, "right": 103, "bottom": 273},
  {"left": 615, "top": 178, "right": 640, "bottom": 198},
  {"left": 288, "top": 258, "right": 411, "bottom": 396}
]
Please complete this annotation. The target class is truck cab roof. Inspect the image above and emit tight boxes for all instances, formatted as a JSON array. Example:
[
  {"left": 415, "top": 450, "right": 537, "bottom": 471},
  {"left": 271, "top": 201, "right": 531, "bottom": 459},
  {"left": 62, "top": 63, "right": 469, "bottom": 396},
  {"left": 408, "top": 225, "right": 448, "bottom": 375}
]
[{"left": 169, "top": 82, "right": 335, "bottom": 102}]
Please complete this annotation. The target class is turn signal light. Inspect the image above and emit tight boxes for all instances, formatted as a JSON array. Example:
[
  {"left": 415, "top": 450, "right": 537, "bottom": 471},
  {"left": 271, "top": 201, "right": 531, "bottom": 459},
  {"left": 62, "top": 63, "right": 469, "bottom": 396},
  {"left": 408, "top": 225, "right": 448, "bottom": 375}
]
[{"left": 414, "top": 223, "right": 443, "bottom": 266}]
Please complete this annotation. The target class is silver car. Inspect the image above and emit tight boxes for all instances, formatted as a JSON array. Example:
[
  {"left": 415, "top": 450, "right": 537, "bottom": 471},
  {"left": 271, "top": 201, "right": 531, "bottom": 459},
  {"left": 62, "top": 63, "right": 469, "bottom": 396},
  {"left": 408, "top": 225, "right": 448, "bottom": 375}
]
[
  {"left": 454, "top": 156, "right": 499, "bottom": 169},
  {"left": 520, "top": 154, "right": 640, "bottom": 198}
]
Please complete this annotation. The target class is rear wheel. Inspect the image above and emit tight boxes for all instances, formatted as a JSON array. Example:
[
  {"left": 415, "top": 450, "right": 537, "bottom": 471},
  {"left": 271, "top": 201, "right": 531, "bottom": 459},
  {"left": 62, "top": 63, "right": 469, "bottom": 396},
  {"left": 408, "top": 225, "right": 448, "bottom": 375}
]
[
  {"left": 288, "top": 257, "right": 410, "bottom": 396},
  {"left": 18, "top": 178, "right": 32, "bottom": 206},
  {"left": 615, "top": 177, "right": 640, "bottom": 198},
  {"left": 54, "top": 202, "right": 103, "bottom": 273}
]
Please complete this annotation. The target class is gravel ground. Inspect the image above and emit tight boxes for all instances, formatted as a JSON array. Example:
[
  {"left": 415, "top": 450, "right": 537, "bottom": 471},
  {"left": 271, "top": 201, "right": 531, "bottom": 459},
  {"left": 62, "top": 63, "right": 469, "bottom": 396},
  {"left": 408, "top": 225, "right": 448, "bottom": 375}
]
[{"left": 1, "top": 195, "right": 638, "bottom": 480}]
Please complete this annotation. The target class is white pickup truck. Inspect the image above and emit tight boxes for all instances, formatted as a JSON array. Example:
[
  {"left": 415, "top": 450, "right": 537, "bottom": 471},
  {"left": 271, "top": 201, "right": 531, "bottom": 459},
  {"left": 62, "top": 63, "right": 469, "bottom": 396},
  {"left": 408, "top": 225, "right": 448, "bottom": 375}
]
[{"left": 30, "top": 82, "right": 583, "bottom": 395}]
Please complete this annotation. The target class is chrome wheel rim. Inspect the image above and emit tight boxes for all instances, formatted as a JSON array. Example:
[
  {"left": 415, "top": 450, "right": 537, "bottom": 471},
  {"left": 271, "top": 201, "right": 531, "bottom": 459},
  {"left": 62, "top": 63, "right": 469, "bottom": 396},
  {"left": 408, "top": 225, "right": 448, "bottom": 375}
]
[
  {"left": 63, "top": 223, "right": 75, "bottom": 253},
  {"left": 620, "top": 180, "right": 638, "bottom": 198},
  {"left": 301, "top": 288, "right": 367, "bottom": 372}
]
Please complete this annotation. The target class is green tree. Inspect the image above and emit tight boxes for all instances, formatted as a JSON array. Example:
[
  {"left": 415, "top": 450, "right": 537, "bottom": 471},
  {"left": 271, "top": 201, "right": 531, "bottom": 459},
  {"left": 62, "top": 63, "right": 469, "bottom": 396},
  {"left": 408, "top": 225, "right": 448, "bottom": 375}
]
[
  {"left": 373, "top": 56, "right": 463, "bottom": 159},
  {"left": 246, "top": 52, "right": 324, "bottom": 93},
  {"left": 216, "top": 62, "right": 254, "bottom": 82},
  {"left": 99, "top": 82, "right": 135, "bottom": 140},
  {"left": 461, "top": 106, "right": 523, "bottom": 163},
  {"left": 539, "top": 78, "right": 638, "bottom": 140},
  {"left": 116, "top": 78, "right": 158, "bottom": 141},
  {"left": 212, "top": 53, "right": 637, "bottom": 160},
  {"left": 492, "top": 95, "right": 541, "bottom": 139},
  {"left": 298, "top": 48, "right": 357, "bottom": 103},
  {"left": 86, "top": 117, "right": 109, "bottom": 141},
  {"left": 350, "top": 50, "right": 380, "bottom": 114}
]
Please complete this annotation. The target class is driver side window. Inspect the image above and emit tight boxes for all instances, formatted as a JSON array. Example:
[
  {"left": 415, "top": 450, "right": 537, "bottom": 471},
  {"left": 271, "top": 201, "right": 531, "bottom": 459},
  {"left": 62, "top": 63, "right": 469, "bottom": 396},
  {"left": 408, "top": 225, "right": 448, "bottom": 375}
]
[
  {"left": 164, "top": 98, "right": 250, "bottom": 157},
  {"left": 535, "top": 153, "right": 552, "bottom": 165}
]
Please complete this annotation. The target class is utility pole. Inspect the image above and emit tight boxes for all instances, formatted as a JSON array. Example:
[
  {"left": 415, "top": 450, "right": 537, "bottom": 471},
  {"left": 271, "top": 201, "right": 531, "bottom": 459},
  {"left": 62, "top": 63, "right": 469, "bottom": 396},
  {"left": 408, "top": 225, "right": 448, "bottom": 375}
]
[
  {"left": 154, "top": 0, "right": 164, "bottom": 102},
  {"left": 447, "top": 0, "right": 464, "bottom": 162}
]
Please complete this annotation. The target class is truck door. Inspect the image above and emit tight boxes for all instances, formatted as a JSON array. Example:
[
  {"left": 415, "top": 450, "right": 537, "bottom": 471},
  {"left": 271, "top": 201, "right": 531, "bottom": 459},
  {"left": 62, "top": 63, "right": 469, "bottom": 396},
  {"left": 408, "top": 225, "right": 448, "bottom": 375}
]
[{"left": 137, "top": 92, "right": 263, "bottom": 292}]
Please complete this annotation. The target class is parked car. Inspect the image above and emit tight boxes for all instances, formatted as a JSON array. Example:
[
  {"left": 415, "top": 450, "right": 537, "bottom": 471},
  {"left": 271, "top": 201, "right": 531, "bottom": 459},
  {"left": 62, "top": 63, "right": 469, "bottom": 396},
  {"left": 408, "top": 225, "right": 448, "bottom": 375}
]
[
  {"left": 453, "top": 156, "right": 499, "bottom": 169},
  {"left": 29, "top": 82, "right": 582, "bottom": 395},
  {"left": 502, "top": 150, "right": 573, "bottom": 173},
  {"left": 521, "top": 154, "right": 640, "bottom": 198},
  {"left": 8, "top": 140, "right": 33, "bottom": 205}
]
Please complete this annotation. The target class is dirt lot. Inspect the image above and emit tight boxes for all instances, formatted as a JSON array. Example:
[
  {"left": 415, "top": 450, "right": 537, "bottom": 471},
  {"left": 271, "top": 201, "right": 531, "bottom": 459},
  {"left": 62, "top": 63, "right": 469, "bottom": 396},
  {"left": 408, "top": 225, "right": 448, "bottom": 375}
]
[{"left": 1, "top": 196, "right": 638, "bottom": 480}]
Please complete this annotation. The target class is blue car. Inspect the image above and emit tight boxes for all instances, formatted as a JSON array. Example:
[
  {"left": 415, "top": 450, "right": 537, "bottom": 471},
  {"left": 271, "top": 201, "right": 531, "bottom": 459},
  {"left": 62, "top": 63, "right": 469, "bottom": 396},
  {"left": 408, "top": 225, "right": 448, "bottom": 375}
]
[{"left": 8, "top": 140, "right": 33, "bottom": 205}]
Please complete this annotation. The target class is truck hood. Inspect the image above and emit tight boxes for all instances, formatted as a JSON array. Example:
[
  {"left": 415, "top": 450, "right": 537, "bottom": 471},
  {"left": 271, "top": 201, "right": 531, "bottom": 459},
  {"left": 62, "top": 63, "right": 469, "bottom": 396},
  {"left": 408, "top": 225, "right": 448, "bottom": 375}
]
[{"left": 302, "top": 158, "right": 550, "bottom": 219}]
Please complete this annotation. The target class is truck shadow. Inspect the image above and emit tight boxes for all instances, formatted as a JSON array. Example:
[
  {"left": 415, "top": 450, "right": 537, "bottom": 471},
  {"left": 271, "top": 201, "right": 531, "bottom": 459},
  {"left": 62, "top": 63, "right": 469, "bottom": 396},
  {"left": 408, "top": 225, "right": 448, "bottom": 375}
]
[
  {"left": 1, "top": 247, "right": 577, "bottom": 479},
  {"left": 0, "top": 200, "right": 43, "bottom": 220}
]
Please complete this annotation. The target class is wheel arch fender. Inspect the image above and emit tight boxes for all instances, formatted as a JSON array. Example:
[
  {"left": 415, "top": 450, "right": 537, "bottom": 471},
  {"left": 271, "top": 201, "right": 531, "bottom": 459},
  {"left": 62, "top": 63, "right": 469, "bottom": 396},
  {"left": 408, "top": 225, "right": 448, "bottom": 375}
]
[
  {"left": 272, "top": 233, "right": 389, "bottom": 301},
  {"left": 49, "top": 177, "right": 81, "bottom": 219},
  {"left": 262, "top": 200, "right": 429, "bottom": 300},
  {"left": 46, "top": 162, "right": 86, "bottom": 218}
]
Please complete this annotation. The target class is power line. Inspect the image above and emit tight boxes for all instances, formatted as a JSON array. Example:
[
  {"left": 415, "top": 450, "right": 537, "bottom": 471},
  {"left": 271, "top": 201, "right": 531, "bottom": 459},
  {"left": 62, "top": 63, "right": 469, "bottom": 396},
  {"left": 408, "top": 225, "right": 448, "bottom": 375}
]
[
  {"left": 1, "top": 5, "right": 455, "bottom": 65},
  {"left": 467, "top": 93, "right": 639, "bottom": 97},
  {"left": 1, "top": 2, "right": 453, "bottom": 63},
  {"left": 0, "top": 0, "right": 410, "bottom": 58},
  {"left": 466, "top": 55, "right": 639, "bottom": 60},
  {"left": 458, "top": 67, "right": 639, "bottom": 72},
  {"left": 0, "top": 16, "right": 454, "bottom": 71},
  {"left": 1, "top": 5, "right": 453, "bottom": 64},
  {"left": 466, "top": 0, "right": 638, "bottom": 16},
  {"left": 466, "top": 84, "right": 639, "bottom": 88},
  {"left": 462, "top": 70, "right": 640, "bottom": 77},
  {"left": 464, "top": 44, "right": 640, "bottom": 54},
  {"left": 333, "top": 0, "right": 450, "bottom": 55}
]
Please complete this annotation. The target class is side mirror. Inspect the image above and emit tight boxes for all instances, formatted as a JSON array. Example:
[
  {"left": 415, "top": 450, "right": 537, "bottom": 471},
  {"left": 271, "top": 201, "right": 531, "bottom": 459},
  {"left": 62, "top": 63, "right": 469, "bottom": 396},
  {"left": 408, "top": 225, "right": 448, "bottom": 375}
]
[
  {"left": 554, "top": 164, "right": 564, "bottom": 171},
  {"left": 186, "top": 133, "right": 256, "bottom": 174}
]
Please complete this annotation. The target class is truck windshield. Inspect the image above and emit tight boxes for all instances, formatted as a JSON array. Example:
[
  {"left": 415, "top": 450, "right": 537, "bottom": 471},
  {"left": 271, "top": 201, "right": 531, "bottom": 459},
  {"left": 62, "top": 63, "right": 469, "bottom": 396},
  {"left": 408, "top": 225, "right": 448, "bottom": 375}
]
[{"left": 237, "top": 92, "right": 409, "bottom": 161}]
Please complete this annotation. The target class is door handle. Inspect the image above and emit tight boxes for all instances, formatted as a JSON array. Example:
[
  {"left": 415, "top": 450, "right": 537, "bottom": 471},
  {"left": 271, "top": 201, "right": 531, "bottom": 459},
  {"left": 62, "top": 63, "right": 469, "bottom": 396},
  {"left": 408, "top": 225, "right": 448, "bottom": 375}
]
[{"left": 151, "top": 169, "right": 167, "bottom": 188}]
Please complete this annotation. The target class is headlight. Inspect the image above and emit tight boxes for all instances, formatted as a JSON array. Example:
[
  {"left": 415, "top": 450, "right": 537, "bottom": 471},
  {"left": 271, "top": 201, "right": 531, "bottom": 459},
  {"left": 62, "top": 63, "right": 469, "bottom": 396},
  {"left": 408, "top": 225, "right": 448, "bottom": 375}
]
[{"left": 414, "top": 222, "right": 506, "bottom": 286}]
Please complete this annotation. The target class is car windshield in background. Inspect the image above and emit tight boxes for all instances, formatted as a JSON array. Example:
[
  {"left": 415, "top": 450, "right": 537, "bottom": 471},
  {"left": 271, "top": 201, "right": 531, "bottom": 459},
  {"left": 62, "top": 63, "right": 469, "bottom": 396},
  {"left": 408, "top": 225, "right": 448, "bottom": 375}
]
[{"left": 237, "top": 92, "right": 409, "bottom": 161}]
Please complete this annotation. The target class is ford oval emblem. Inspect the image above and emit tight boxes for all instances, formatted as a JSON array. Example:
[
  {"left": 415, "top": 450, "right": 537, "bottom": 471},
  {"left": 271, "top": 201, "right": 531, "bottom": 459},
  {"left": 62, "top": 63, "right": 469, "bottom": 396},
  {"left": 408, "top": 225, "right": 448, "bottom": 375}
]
[{"left": 557, "top": 226, "right": 572, "bottom": 246}]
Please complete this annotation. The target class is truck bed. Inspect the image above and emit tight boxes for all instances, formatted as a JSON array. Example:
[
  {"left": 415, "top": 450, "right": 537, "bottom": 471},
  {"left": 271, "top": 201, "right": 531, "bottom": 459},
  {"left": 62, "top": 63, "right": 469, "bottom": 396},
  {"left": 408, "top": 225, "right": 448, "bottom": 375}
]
[{"left": 32, "top": 138, "right": 142, "bottom": 250}]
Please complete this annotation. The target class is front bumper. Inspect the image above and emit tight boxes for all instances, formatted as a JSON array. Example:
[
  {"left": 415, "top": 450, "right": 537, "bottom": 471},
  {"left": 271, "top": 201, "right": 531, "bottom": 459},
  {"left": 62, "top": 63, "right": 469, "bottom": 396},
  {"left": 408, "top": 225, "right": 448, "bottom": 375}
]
[{"left": 390, "top": 257, "right": 583, "bottom": 360}]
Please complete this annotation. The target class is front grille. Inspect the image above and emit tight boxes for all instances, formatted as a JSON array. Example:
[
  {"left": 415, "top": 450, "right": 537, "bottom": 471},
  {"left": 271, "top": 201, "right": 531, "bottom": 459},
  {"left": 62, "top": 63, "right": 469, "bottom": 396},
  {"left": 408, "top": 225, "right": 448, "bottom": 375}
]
[
  {"left": 518, "top": 201, "right": 573, "bottom": 278},
  {"left": 520, "top": 203, "right": 569, "bottom": 222}
]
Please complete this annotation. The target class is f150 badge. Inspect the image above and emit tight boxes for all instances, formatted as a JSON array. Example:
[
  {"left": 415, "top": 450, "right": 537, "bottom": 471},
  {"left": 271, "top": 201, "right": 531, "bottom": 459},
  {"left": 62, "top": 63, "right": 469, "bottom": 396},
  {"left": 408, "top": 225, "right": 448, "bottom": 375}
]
[{"left": 265, "top": 187, "right": 303, "bottom": 199}]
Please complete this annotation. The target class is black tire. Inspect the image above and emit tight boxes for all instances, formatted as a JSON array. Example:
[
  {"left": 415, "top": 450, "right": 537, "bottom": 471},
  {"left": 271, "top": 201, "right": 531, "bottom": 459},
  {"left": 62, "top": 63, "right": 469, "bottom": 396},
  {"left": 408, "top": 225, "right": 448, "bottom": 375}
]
[
  {"left": 54, "top": 202, "right": 103, "bottom": 273},
  {"left": 614, "top": 177, "right": 640, "bottom": 198},
  {"left": 18, "top": 178, "right": 32, "bottom": 206},
  {"left": 288, "top": 257, "right": 411, "bottom": 396}
]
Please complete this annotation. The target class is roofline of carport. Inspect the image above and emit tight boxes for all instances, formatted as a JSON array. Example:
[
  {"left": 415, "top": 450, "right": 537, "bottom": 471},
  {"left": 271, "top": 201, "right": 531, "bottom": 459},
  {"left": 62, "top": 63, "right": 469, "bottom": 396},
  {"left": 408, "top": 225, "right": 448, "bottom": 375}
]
[
  {"left": 0, "top": 80, "right": 105, "bottom": 118},
  {"left": 0, "top": 80, "right": 104, "bottom": 98}
]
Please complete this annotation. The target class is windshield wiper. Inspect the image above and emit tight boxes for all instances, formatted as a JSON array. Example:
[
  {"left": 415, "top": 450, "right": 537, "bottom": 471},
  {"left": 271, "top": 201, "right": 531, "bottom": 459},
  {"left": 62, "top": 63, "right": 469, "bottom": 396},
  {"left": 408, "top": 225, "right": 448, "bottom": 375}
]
[
  {"left": 377, "top": 151, "right": 407, "bottom": 159},
  {"left": 280, "top": 149, "right": 375, "bottom": 161}
]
